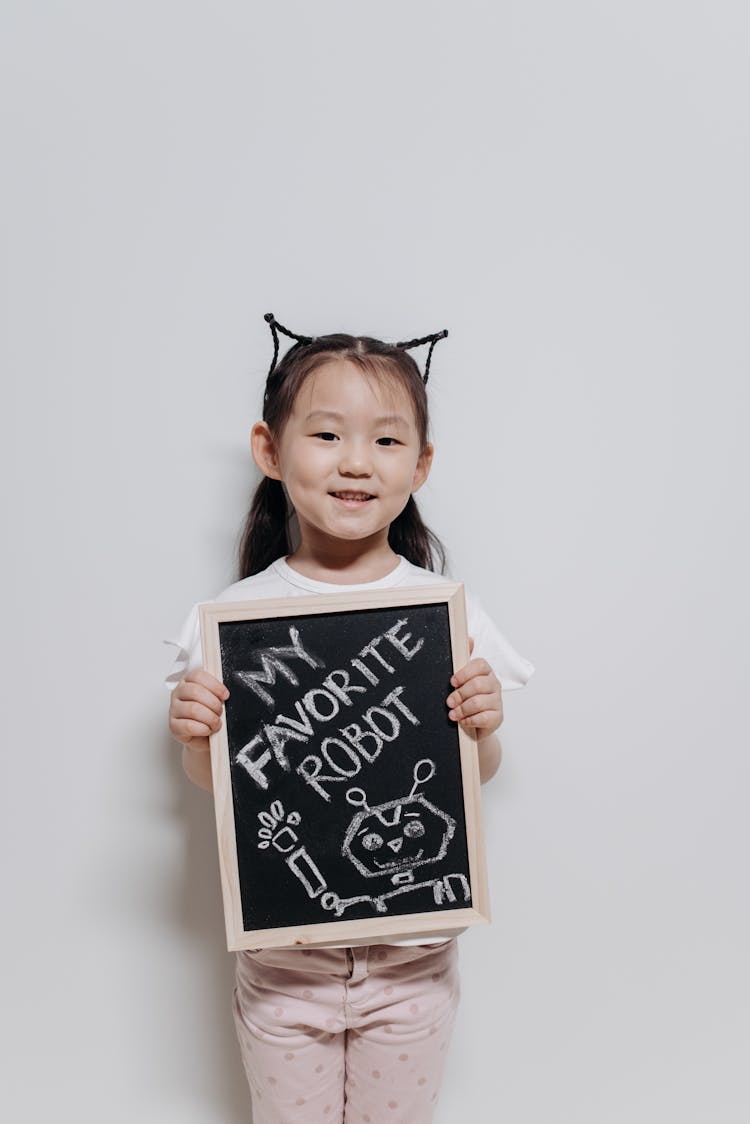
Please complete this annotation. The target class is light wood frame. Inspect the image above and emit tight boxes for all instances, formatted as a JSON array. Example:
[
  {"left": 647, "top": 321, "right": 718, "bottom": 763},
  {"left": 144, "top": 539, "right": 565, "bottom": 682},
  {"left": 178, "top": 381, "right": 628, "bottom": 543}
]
[{"left": 200, "top": 583, "right": 490, "bottom": 950}]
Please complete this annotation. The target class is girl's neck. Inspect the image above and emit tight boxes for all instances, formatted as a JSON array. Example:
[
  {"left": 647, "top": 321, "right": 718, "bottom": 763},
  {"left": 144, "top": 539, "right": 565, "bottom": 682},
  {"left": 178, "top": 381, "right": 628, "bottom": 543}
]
[{"left": 285, "top": 533, "right": 402, "bottom": 586}]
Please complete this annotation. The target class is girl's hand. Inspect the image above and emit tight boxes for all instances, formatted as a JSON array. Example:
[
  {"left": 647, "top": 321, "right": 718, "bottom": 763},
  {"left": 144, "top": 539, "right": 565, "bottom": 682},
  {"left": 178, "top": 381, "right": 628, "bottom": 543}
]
[
  {"left": 169, "top": 670, "right": 229, "bottom": 750},
  {"left": 446, "top": 639, "right": 504, "bottom": 740}
]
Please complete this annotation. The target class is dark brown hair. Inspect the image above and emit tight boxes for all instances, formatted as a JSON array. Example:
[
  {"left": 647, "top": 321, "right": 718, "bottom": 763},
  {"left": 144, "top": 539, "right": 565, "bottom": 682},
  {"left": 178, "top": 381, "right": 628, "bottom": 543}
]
[{"left": 238, "top": 333, "right": 446, "bottom": 578}]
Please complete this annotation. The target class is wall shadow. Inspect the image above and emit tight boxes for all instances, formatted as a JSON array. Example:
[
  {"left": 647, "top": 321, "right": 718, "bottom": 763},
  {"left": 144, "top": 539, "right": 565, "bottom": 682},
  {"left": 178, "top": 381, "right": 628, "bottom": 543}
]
[{"left": 161, "top": 729, "right": 253, "bottom": 1123}]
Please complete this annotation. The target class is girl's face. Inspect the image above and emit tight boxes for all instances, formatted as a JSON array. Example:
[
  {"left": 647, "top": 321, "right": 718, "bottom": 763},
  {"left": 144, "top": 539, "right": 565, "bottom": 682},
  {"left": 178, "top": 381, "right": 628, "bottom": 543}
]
[{"left": 252, "top": 359, "right": 433, "bottom": 551}]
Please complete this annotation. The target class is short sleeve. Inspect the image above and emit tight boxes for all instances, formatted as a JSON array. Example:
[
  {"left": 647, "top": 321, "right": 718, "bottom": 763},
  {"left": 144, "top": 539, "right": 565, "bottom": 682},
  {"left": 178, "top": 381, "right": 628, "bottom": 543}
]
[
  {"left": 464, "top": 589, "right": 534, "bottom": 691},
  {"left": 163, "top": 603, "right": 203, "bottom": 690}
]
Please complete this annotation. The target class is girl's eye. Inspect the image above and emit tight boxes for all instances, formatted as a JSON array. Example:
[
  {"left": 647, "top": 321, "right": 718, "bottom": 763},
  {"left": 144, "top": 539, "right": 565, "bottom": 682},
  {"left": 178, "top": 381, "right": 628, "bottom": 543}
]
[
  {"left": 376, "top": 436, "right": 400, "bottom": 446},
  {"left": 315, "top": 432, "right": 338, "bottom": 442}
]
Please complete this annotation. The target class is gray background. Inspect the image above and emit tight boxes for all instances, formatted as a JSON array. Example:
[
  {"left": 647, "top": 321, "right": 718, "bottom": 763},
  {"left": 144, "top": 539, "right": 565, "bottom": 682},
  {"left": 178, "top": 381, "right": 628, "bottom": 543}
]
[{"left": 2, "top": 1, "right": 748, "bottom": 1121}]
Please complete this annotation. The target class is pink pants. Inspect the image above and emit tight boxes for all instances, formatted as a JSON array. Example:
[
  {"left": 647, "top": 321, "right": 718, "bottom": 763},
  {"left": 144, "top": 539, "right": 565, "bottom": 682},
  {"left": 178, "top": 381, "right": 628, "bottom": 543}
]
[{"left": 233, "top": 940, "right": 460, "bottom": 1124}]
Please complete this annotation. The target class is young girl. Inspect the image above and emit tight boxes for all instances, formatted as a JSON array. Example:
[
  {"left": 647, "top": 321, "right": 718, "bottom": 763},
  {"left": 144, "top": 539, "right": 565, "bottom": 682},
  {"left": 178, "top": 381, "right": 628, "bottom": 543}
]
[{"left": 166, "top": 314, "right": 533, "bottom": 1124}]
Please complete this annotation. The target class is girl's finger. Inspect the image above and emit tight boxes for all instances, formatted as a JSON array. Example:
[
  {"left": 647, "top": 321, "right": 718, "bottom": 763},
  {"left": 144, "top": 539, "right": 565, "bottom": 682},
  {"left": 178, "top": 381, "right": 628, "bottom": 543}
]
[
  {"left": 170, "top": 718, "right": 215, "bottom": 741},
  {"left": 450, "top": 658, "right": 492, "bottom": 689},
  {"left": 184, "top": 669, "right": 230, "bottom": 699},
  {"left": 446, "top": 675, "right": 498, "bottom": 709},
  {"left": 174, "top": 680, "right": 226, "bottom": 715},
  {"left": 172, "top": 699, "right": 223, "bottom": 730},
  {"left": 448, "top": 694, "right": 500, "bottom": 721},
  {"left": 459, "top": 711, "right": 498, "bottom": 730}
]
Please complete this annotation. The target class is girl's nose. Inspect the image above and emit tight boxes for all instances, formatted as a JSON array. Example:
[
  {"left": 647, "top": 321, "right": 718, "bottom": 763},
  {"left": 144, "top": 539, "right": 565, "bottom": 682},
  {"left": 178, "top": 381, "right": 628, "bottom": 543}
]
[
  {"left": 339, "top": 442, "right": 373, "bottom": 477},
  {"left": 387, "top": 838, "right": 403, "bottom": 853}
]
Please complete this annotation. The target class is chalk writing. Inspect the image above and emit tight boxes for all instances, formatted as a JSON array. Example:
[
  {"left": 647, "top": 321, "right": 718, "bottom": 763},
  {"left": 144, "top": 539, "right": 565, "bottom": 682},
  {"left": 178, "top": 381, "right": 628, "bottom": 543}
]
[
  {"left": 235, "top": 626, "right": 323, "bottom": 707},
  {"left": 234, "top": 622, "right": 422, "bottom": 794}
]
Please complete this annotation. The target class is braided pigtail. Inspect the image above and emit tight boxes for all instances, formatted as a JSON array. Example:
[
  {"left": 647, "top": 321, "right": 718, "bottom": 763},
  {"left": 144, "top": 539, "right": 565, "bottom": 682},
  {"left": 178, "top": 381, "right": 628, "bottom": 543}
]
[{"left": 396, "top": 329, "right": 448, "bottom": 384}]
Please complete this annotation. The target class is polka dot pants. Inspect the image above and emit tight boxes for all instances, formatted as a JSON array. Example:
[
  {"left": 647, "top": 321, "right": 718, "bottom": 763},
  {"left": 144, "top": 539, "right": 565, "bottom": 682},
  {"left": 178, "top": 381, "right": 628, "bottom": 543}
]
[{"left": 233, "top": 940, "right": 460, "bottom": 1124}]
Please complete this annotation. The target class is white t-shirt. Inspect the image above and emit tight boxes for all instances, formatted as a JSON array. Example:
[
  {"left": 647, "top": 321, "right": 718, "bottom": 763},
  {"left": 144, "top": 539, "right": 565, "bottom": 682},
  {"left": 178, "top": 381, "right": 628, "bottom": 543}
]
[
  {"left": 166, "top": 555, "right": 535, "bottom": 694},
  {"left": 165, "top": 555, "right": 534, "bottom": 947}
]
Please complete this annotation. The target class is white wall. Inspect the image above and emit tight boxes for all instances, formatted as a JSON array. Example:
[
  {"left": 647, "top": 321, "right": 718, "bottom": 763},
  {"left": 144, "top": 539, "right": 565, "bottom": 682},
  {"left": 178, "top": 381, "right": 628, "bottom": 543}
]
[{"left": 2, "top": 2, "right": 748, "bottom": 1120}]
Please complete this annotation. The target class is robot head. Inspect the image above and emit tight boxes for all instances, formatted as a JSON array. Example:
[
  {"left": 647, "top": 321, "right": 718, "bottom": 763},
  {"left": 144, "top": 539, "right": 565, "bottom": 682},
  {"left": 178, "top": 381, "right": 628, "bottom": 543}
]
[{"left": 342, "top": 760, "right": 456, "bottom": 881}]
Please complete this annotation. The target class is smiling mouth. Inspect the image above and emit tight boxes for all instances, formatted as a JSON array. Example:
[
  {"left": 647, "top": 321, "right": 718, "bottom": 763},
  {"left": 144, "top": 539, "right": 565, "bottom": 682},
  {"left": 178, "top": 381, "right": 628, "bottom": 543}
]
[
  {"left": 330, "top": 491, "right": 376, "bottom": 503},
  {"left": 373, "top": 849, "right": 424, "bottom": 869}
]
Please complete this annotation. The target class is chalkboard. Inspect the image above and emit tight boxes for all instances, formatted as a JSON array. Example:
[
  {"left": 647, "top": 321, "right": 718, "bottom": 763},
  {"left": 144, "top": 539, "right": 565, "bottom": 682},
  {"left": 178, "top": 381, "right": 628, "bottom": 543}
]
[{"left": 200, "top": 584, "right": 490, "bottom": 950}]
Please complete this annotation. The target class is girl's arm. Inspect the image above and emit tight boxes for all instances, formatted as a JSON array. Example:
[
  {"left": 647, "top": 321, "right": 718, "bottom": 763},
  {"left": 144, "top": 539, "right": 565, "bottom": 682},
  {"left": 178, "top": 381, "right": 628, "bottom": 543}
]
[
  {"left": 169, "top": 669, "right": 229, "bottom": 794},
  {"left": 181, "top": 743, "right": 214, "bottom": 792},
  {"left": 446, "top": 645, "right": 504, "bottom": 785},
  {"left": 476, "top": 733, "right": 502, "bottom": 784}
]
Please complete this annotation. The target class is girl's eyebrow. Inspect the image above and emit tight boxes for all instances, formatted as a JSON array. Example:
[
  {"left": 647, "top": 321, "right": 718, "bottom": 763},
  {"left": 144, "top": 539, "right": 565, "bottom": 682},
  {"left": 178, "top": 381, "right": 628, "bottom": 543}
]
[
  {"left": 304, "top": 410, "right": 344, "bottom": 422},
  {"left": 304, "top": 409, "right": 410, "bottom": 427}
]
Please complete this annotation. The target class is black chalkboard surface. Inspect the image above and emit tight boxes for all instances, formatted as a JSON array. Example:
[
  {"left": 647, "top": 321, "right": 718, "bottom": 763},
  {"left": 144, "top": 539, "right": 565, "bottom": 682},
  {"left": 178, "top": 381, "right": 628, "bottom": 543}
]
[{"left": 200, "top": 584, "right": 490, "bottom": 950}]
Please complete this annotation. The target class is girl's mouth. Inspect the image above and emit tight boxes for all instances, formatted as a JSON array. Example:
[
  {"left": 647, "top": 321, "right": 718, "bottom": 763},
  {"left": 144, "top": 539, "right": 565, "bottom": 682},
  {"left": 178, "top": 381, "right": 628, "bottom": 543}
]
[{"left": 330, "top": 491, "right": 375, "bottom": 504}]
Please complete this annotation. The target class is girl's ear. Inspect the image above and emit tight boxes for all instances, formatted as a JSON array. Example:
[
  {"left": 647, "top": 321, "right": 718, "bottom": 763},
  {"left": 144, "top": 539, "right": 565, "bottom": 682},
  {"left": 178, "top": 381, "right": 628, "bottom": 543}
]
[
  {"left": 411, "top": 443, "right": 434, "bottom": 494},
  {"left": 251, "top": 421, "right": 283, "bottom": 481}
]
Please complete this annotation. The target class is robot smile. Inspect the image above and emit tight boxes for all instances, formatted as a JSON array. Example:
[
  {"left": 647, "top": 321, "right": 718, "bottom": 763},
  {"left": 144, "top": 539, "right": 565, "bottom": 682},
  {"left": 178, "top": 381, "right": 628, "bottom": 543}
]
[{"left": 373, "top": 849, "right": 424, "bottom": 869}]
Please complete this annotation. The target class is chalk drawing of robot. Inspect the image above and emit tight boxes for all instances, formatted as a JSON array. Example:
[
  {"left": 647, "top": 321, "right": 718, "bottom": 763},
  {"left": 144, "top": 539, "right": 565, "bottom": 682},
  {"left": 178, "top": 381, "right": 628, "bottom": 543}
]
[
  {"left": 343, "top": 759, "right": 454, "bottom": 882},
  {"left": 255, "top": 761, "right": 470, "bottom": 918}
]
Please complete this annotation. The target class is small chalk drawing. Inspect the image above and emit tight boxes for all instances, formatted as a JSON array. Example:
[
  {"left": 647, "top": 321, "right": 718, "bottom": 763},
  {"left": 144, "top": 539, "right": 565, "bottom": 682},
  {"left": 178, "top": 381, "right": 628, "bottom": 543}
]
[{"left": 256, "top": 760, "right": 470, "bottom": 917}]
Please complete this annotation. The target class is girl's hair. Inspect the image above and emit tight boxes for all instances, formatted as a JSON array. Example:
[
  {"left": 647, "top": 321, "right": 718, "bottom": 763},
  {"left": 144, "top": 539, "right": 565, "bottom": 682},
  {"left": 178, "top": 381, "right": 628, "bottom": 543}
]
[{"left": 238, "top": 329, "right": 447, "bottom": 578}]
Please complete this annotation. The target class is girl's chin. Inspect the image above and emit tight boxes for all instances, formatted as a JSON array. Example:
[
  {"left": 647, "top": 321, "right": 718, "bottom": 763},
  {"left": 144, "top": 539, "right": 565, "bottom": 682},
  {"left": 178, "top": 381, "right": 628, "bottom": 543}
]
[
  {"left": 326, "top": 524, "right": 384, "bottom": 541},
  {"left": 304, "top": 519, "right": 391, "bottom": 545}
]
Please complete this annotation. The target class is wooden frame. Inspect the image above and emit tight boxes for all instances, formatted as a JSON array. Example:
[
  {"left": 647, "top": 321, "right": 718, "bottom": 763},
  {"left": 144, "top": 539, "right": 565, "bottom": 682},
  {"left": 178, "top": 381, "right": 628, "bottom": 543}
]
[{"left": 200, "top": 583, "right": 490, "bottom": 950}]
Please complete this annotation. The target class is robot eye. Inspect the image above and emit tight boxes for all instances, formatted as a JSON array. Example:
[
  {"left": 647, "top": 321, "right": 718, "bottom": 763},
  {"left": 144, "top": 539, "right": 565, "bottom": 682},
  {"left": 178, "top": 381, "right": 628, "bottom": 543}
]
[
  {"left": 362, "top": 832, "right": 384, "bottom": 851},
  {"left": 403, "top": 820, "right": 425, "bottom": 839}
]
